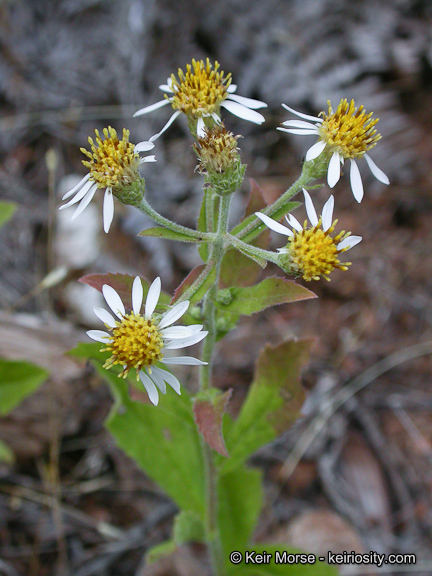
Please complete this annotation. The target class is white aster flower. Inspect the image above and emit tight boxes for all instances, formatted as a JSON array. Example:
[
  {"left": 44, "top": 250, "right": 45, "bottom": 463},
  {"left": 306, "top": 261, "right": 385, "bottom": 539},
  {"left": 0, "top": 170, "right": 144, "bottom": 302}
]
[
  {"left": 134, "top": 58, "right": 267, "bottom": 141},
  {"left": 279, "top": 98, "right": 390, "bottom": 202},
  {"left": 256, "top": 189, "right": 362, "bottom": 281},
  {"left": 87, "top": 276, "right": 208, "bottom": 405},
  {"left": 59, "top": 127, "right": 156, "bottom": 233}
]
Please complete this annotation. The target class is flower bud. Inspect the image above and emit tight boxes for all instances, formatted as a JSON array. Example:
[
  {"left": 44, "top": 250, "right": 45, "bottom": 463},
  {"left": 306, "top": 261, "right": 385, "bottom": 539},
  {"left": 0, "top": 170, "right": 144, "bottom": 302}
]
[{"left": 194, "top": 125, "right": 246, "bottom": 195}]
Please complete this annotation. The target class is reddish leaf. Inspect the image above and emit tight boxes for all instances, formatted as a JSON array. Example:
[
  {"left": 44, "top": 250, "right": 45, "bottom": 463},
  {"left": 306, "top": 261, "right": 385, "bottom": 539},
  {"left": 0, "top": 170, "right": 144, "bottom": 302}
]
[
  {"left": 171, "top": 263, "right": 216, "bottom": 305},
  {"left": 194, "top": 389, "right": 232, "bottom": 457}
]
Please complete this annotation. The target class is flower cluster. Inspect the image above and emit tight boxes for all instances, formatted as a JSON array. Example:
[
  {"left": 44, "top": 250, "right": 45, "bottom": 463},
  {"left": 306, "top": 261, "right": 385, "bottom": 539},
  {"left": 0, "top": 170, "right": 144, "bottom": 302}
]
[{"left": 58, "top": 58, "right": 391, "bottom": 405}]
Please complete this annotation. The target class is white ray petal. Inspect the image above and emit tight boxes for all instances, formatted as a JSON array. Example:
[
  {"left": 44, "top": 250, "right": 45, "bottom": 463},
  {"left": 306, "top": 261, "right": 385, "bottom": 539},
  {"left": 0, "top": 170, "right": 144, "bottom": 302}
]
[
  {"left": 149, "top": 111, "right": 182, "bottom": 142},
  {"left": 61, "top": 173, "right": 91, "bottom": 201},
  {"left": 281, "top": 120, "right": 317, "bottom": 129},
  {"left": 337, "top": 235, "right": 362, "bottom": 251},
  {"left": 152, "top": 366, "right": 181, "bottom": 394},
  {"left": 277, "top": 127, "right": 321, "bottom": 136},
  {"left": 255, "top": 212, "right": 292, "bottom": 236},
  {"left": 71, "top": 185, "right": 98, "bottom": 220},
  {"left": 349, "top": 159, "right": 364, "bottom": 203},
  {"left": 322, "top": 195, "right": 335, "bottom": 232},
  {"left": 161, "top": 326, "right": 194, "bottom": 339},
  {"left": 86, "top": 329, "right": 111, "bottom": 343},
  {"left": 93, "top": 307, "right": 117, "bottom": 328},
  {"left": 226, "top": 93, "right": 267, "bottom": 109},
  {"left": 186, "top": 324, "right": 204, "bottom": 333},
  {"left": 162, "top": 356, "right": 207, "bottom": 366},
  {"left": 158, "top": 84, "right": 174, "bottom": 93},
  {"left": 59, "top": 178, "right": 94, "bottom": 208},
  {"left": 211, "top": 112, "right": 222, "bottom": 125},
  {"left": 132, "top": 276, "right": 143, "bottom": 315},
  {"left": 139, "top": 371, "right": 159, "bottom": 405},
  {"left": 103, "top": 189, "right": 114, "bottom": 233},
  {"left": 286, "top": 213, "right": 303, "bottom": 232},
  {"left": 163, "top": 330, "right": 208, "bottom": 350},
  {"left": 133, "top": 99, "right": 171, "bottom": 117},
  {"left": 145, "top": 277, "right": 161, "bottom": 319},
  {"left": 158, "top": 301, "right": 190, "bottom": 329},
  {"left": 148, "top": 367, "right": 166, "bottom": 394},
  {"left": 303, "top": 189, "right": 318, "bottom": 226},
  {"left": 364, "top": 154, "right": 390, "bottom": 185},
  {"left": 220, "top": 100, "right": 265, "bottom": 124},
  {"left": 139, "top": 155, "right": 156, "bottom": 164},
  {"left": 227, "top": 84, "right": 237, "bottom": 93},
  {"left": 197, "top": 116, "right": 206, "bottom": 137},
  {"left": 134, "top": 140, "right": 155, "bottom": 153},
  {"left": 282, "top": 103, "right": 322, "bottom": 123},
  {"left": 327, "top": 151, "right": 341, "bottom": 188},
  {"left": 305, "top": 140, "right": 326, "bottom": 162},
  {"left": 102, "top": 285, "right": 125, "bottom": 319}
]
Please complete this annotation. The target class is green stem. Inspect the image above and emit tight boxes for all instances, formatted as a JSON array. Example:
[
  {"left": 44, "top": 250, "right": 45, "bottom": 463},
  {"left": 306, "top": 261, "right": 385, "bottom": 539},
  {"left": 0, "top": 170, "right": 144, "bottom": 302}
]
[
  {"left": 227, "top": 234, "right": 280, "bottom": 265},
  {"left": 236, "top": 162, "right": 317, "bottom": 241},
  {"left": 137, "top": 197, "right": 215, "bottom": 241},
  {"left": 199, "top": 194, "right": 231, "bottom": 575}
]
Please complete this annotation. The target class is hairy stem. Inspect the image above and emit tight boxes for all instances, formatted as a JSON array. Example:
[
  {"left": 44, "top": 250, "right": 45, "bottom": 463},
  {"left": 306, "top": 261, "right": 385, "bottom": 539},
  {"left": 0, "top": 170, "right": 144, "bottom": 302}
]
[
  {"left": 199, "top": 194, "right": 231, "bottom": 576},
  {"left": 137, "top": 197, "right": 215, "bottom": 240},
  {"left": 235, "top": 162, "right": 317, "bottom": 241}
]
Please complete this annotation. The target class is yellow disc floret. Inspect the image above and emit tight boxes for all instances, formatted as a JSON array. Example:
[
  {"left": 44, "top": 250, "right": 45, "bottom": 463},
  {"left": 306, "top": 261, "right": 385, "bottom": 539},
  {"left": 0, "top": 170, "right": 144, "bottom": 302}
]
[
  {"left": 169, "top": 58, "right": 231, "bottom": 117},
  {"left": 318, "top": 99, "right": 381, "bottom": 159},
  {"left": 286, "top": 219, "right": 352, "bottom": 281},
  {"left": 81, "top": 127, "right": 140, "bottom": 189},
  {"left": 102, "top": 312, "right": 164, "bottom": 379}
]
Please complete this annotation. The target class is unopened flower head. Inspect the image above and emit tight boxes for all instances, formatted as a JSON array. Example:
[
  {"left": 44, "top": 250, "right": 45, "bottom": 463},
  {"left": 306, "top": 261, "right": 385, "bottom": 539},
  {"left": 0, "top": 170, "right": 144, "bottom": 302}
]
[
  {"left": 87, "top": 277, "right": 208, "bottom": 405},
  {"left": 194, "top": 125, "right": 245, "bottom": 195},
  {"left": 194, "top": 125, "right": 241, "bottom": 173},
  {"left": 279, "top": 99, "right": 389, "bottom": 202},
  {"left": 134, "top": 58, "right": 267, "bottom": 141},
  {"left": 256, "top": 189, "right": 362, "bottom": 282},
  {"left": 59, "top": 127, "right": 155, "bottom": 233}
]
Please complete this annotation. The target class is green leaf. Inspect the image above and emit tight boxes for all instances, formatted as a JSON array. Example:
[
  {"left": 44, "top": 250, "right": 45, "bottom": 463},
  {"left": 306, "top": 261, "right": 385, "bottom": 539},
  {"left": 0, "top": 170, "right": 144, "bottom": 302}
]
[
  {"left": 105, "top": 377, "right": 205, "bottom": 517},
  {"left": 171, "top": 263, "right": 216, "bottom": 306},
  {"left": 193, "top": 389, "right": 232, "bottom": 457},
  {"left": 215, "top": 277, "right": 316, "bottom": 317},
  {"left": 139, "top": 227, "right": 207, "bottom": 243},
  {"left": 68, "top": 342, "right": 110, "bottom": 364},
  {"left": 69, "top": 344, "right": 205, "bottom": 515},
  {"left": 227, "top": 545, "right": 338, "bottom": 576},
  {"left": 173, "top": 510, "right": 205, "bottom": 545},
  {"left": 0, "top": 358, "right": 49, "bottom": 416},
  {"left": 215, "top": 309, "right": 240, "bottom": 342},
  {"left": 219, "top": 466, "right": 263, "bottom": 560},
  {"left": 221, "top": 339, "right": 312, "bottom": 475},
  {"left": 145, "top": 540, "right": 177, "bottom": 565},
  {"left": 0, "top": 440, "right": 14, "bottom": 464},
  {"left": 0, "top": 201, "right": 17, "bottom": 229}
]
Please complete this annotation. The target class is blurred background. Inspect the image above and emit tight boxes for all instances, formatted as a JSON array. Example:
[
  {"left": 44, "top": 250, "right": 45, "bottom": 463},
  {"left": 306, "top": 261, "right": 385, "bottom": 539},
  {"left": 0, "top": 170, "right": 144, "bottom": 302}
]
[{"left": 0, "top": 0, "right": 432, "bottom": 574}]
